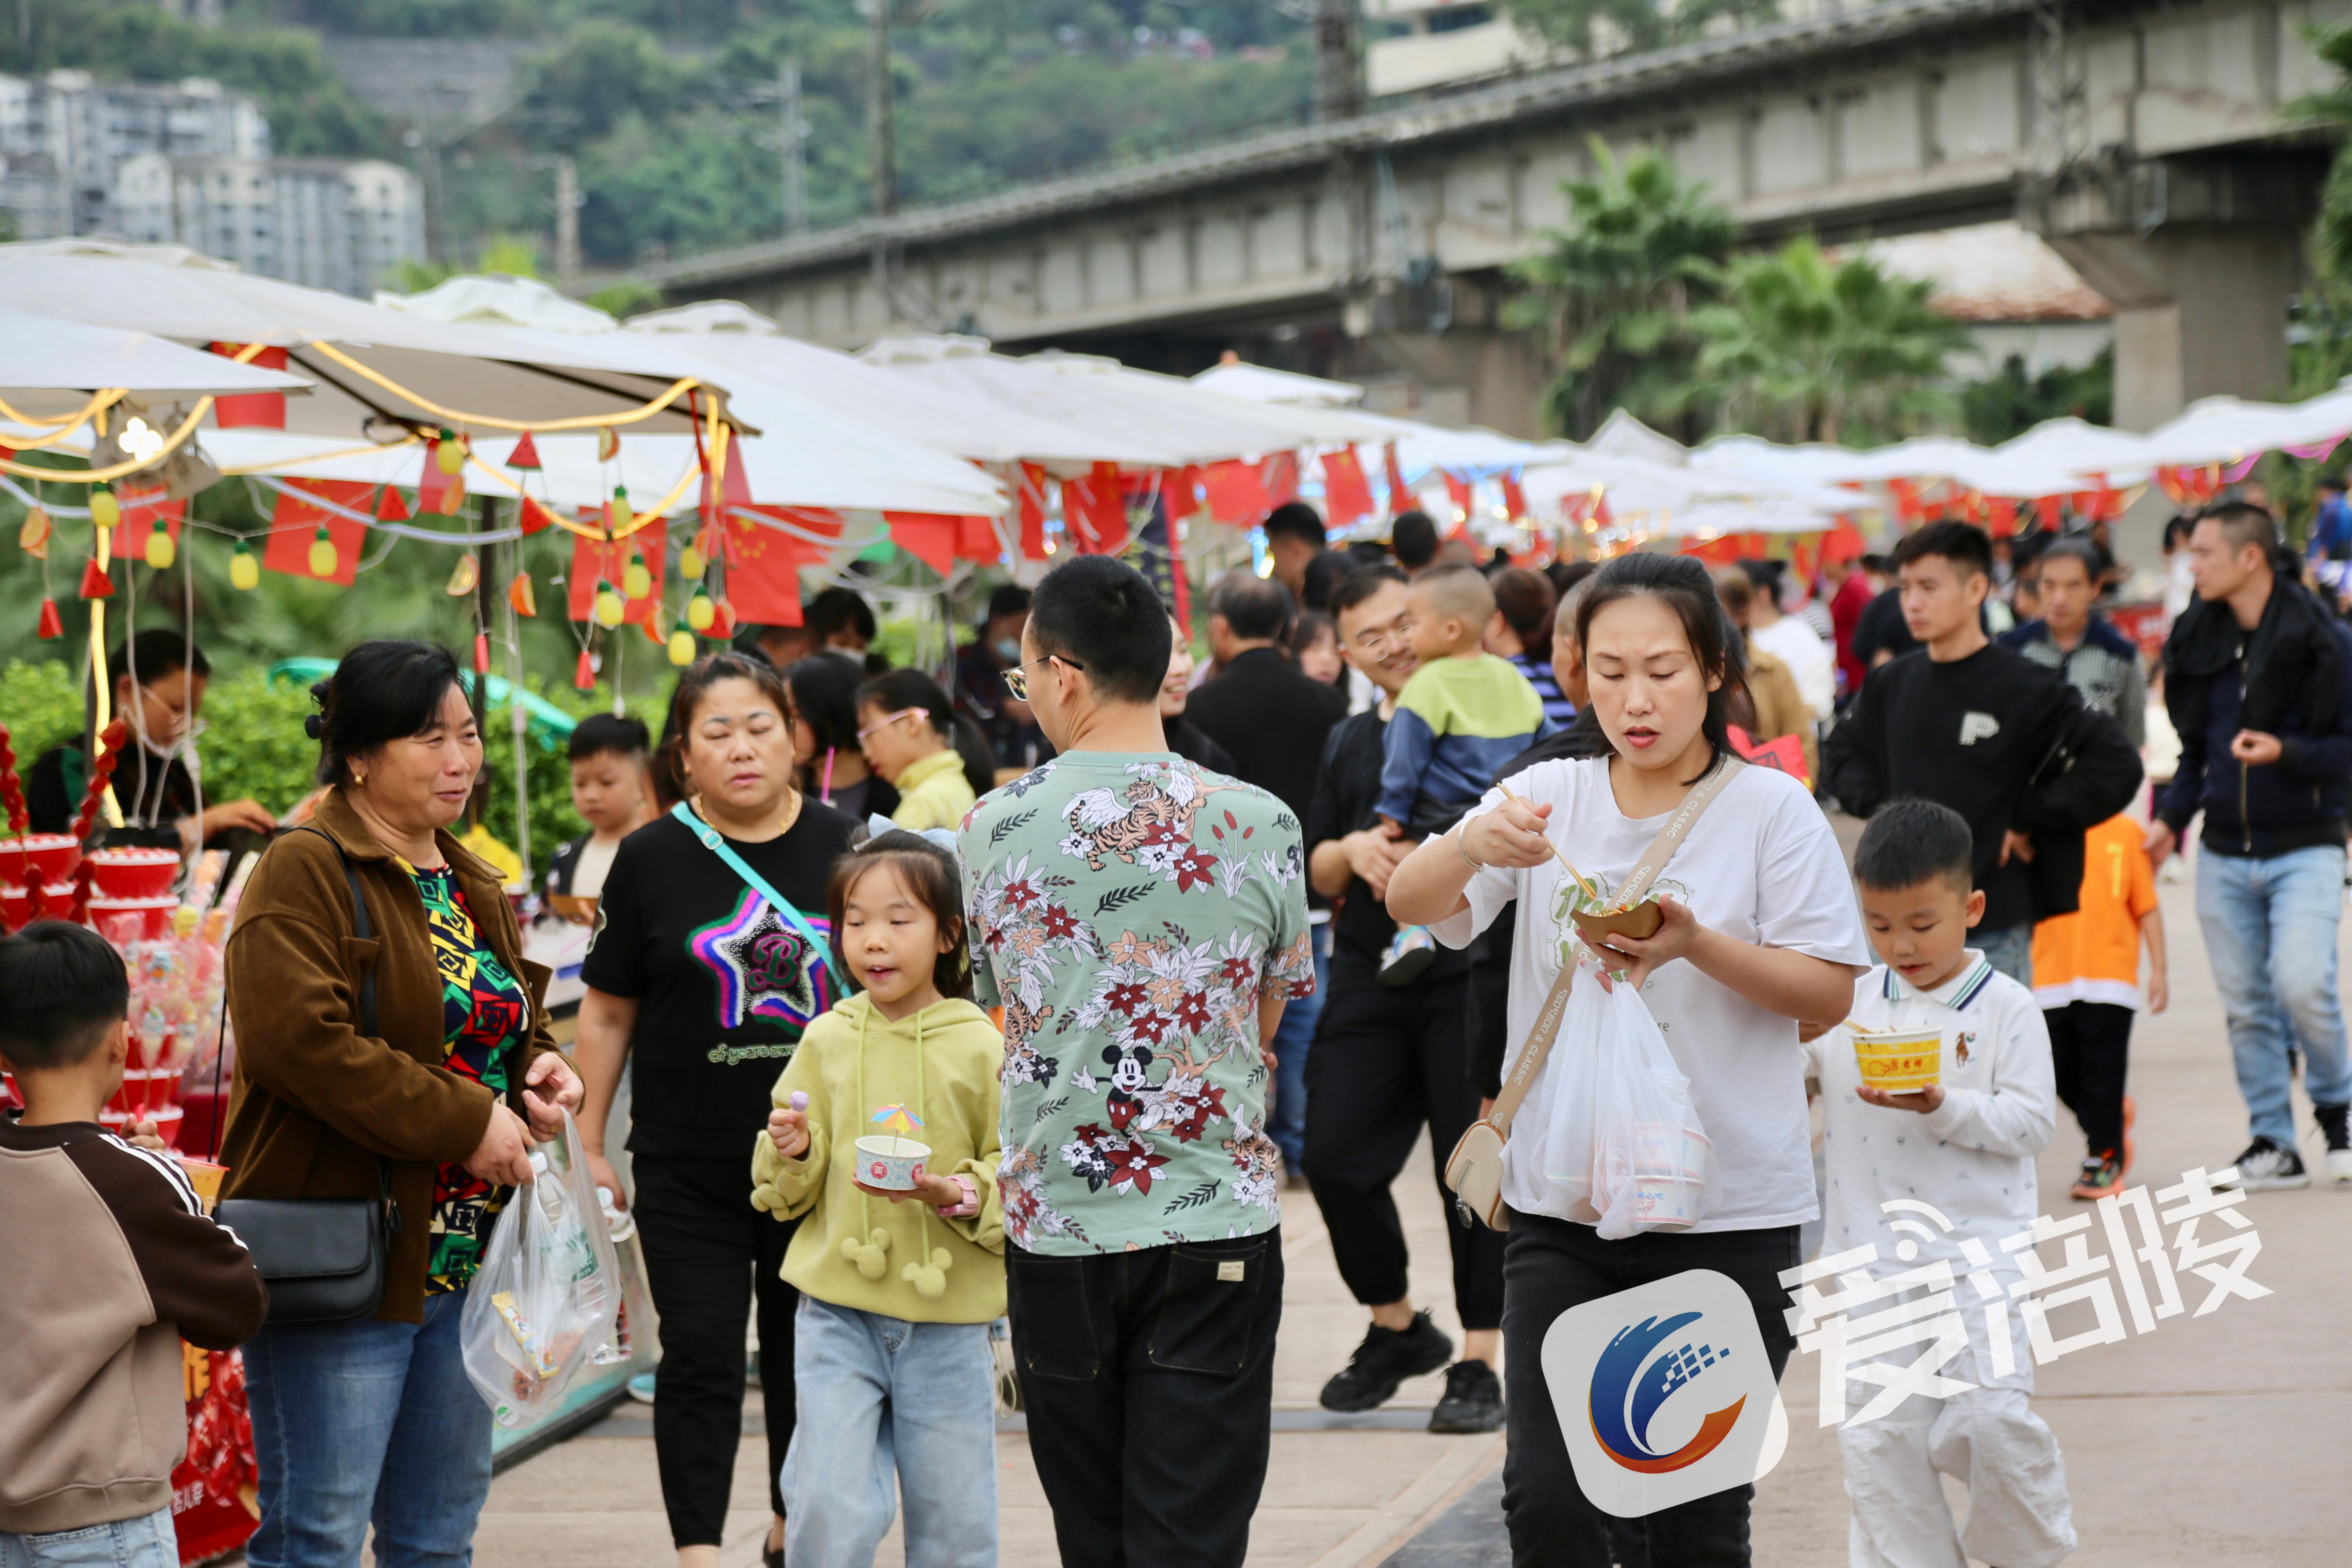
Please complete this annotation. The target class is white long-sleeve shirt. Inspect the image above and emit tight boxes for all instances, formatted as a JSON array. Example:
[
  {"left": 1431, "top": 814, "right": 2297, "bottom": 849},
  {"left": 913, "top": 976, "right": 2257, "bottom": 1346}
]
[{"left": 1804, "top": 953, "right": 2057, "bottom": 1274}]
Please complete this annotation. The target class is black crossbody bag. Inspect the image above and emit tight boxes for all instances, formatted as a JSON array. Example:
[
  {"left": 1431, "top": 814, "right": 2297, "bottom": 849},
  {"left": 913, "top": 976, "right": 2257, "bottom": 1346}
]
[{"left": 214, "top": 829, "right": 401, "bottom": 1323}]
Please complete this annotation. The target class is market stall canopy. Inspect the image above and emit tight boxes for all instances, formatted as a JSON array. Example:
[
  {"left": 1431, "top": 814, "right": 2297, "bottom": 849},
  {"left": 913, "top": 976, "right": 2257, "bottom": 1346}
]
[
  {"left": 1027, "top": 352, "right": 1405, "bottom": 449},
  {"left": 619, "top": 301, "right": 1165, "bottom": 468},
  {"left": 862, "top": 335, "right": 1299, "bottom": 467},
  {"left": 0, "top": 242, "right": 733, "bottom": 439},
  {"left": 0, "top": 305, "right": 312, "bottom": 412},
  {"left": 2121, "top": 387, "right": 2352, "bottom": 470},
  {"left": 1189, "top": 361, "right": 1367, "bottom": 407}
]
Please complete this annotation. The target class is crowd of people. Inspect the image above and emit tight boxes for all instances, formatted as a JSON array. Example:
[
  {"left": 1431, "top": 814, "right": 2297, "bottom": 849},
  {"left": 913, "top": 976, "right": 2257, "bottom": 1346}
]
[{"left": 6, "top": 480, "right": 2352, "bottom": 1568}]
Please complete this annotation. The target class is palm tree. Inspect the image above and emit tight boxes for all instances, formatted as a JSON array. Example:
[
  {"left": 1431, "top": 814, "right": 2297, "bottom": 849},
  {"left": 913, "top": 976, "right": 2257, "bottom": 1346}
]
[
  {"left": 1682, "top": 236, "right": 1968, "bottom": 445},
  {"left": 1501, "top": 139, "right": 1734, "bottom": 440}
]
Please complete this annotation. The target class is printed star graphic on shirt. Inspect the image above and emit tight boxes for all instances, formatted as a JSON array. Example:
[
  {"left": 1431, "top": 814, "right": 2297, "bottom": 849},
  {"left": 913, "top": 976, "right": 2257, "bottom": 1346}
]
[{"left": 690, "top": 889, "right": 829, "bottom": 1029}]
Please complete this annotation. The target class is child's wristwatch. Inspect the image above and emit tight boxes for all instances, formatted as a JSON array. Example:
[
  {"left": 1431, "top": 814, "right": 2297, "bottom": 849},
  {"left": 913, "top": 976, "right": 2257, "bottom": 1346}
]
[{"left": 936, "top": 1174, "right": 980, "bottom": 1218}]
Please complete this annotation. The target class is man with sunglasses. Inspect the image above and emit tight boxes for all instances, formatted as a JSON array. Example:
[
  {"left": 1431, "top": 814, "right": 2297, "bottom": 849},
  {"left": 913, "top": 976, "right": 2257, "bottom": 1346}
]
[{"left": 27, "top": 631, "right": 276, "bottom": 853}]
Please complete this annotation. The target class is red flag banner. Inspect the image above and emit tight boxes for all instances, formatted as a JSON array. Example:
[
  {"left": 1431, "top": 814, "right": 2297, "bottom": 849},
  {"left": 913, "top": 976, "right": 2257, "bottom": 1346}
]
[
  {"left": 111, "top": 489, "right": 184, "bottom": 558},
  {"left": 208, "top": 345, "right": 288, "bottom": 431},
  {"left": 1499, "top": 472, "right": 1529, "bottom": 523},
  {"left": 1384, "top": 442, "right": 1410, "bottom": 517},
  {"left": 1018, "top": 463, "right": 1052, "bottom": 559},
  {"left": 1202, "top": 460, "right": 1265, "bottom": 526},
  {"left": 884, "top": 513, "right": 959, "bottom": 574},
  {"left": 1728, "top": 724, "right": 1809, "bottom": 786},
  {"left": 1443, "top": 472, "right": 1474, "bottom": 535},
  {"left": 1321, "top": 448, "right": 1374, "bottom": 530},
  {"left": 1263, "top": 452, "right": 1300, "bottom": 508},
  {"left": 1065, "top": 462, "right": 1130, "bottom": 555},
  {"left": 567, "top": 526, "right": 665, "bottom": 624},
  {"left": 699, "top": 436, "right": 754, "bottom": 520},
  {"left": 416, "top": 444, "right": 463, "bottom": 518},
  {"left": 262, "top": 480, "right": 371, "bottom": 586},
  {"left": 726, "top": 510, "right": 828, "bottom": 626}
]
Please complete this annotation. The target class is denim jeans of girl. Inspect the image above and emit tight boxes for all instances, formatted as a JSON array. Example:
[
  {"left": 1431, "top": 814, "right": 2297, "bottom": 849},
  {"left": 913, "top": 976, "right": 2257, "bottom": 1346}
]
[
  {"left": 0, "top": 1507, "right": 178, "bottom": 1568},
  {"left": 781, "top": 1296, "right": 996, "bottom": 1568},
  {"left": 243, "top": 1290, "right": 492, "bottom": 1568}
]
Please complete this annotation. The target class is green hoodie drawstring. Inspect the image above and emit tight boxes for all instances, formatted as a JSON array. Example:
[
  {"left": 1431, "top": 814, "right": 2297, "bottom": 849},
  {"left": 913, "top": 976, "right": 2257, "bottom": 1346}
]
[{"left": 836, "top": 1000, "right": 953, "bottom": 1300}]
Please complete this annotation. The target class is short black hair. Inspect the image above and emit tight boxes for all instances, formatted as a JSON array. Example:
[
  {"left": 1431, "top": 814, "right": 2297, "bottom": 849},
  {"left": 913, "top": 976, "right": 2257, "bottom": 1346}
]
[
  {"left": 984, "top": 584, "right": 1031, "bottom": 624},
  {"left": 1263, "top": 501, "right": 1327, "bottom": 550},
  {"left": 107, "top": 630, "right": 210, "bottom": 695},
  {"left": 0, "top": 922, "right": 129, "bottom": 1071},
  {"left": 1300, "top": 548, "right": 1356, "bottom": 612},
  {"left": 805, "top": 586, "right": 877, "bottom": 646},
  {"left": 2195, "top": 501, "right": 2281, "bottom": 557},
  {"left": 1392, "top": 510, "right": 1439, "bottom": 571},
  {"left": 308, "top": 641, "right": 467, "bottom": 787},
  {"left": 1853, "top": 799, "right": 1975, "bottom": 893},
  {"left": 568, "top": 712, "right": 648, "bottom": 763},
  {"left": 1329, "top": 562, "right": 1408, "bottom": 621},
  {"left": 2035, "top": 537, "right": 2103, "bottom": 584},
  {"left": 1891, "top": 521, "right": 1993, "bottom": 582},
  {"left": 1213, "top": 573, "right": 1296, "bottom": 642},
  {"left": 1027, "top": 555, "right": 1172, "bottom": 706}
]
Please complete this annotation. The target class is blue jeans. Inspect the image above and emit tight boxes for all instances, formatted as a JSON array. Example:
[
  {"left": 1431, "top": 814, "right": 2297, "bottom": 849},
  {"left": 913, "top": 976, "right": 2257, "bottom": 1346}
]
[
  {"left": 0, "top": 1508, "right": 176, "bottom": 1568},
  {"left": 244, "top": 1290, "right": 492, "bottom": 1568},
  {"left": 782, "top": 1297, "right": 996, "bottom": 1568},
  {"left": 2196, "top": 845, "right": 2352, "bottom": 1146},
  {"left": 1975, "top": 923, "right": 2034, "bottom": 989},
  {"left": 1267, "top": 922, "right": 1330, "bottom": 1172}
]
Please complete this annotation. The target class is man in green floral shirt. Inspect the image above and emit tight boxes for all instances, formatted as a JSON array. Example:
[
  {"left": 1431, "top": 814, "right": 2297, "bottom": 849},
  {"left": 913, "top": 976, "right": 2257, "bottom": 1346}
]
[{"left": 961, "top": 556, "right": 1311, "bottom": 1568}]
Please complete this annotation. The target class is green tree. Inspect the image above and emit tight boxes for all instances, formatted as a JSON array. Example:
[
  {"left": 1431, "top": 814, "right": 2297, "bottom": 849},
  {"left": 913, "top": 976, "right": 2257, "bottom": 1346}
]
[
  {"left": 1501, "top": 140, "right": 1733, "bottom": 440},
  {"left": 2290, "top": 20, "right": 2352, "bottom": 287},
  {"left": 1959, "top": 347, "right": 2113, "bottom": 445},
  {"left": 1683, "top": 236, "right": 1968, "bottom": 445}
]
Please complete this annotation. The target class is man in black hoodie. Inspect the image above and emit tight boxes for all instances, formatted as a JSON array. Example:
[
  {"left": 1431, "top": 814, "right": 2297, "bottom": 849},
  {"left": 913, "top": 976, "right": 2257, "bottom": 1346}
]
[
  {"left": 1823, "top": 521, "right": 2141, "bottom": 986},
  {"left": 2150, "top": 502, "right": 2352, "bottom": 1190}
]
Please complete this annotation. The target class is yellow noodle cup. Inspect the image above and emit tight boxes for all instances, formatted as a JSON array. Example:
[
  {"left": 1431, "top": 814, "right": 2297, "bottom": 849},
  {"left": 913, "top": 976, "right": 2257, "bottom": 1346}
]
[{"left": 1853, "top": 1027, "right": 1942, "bottom": 1094}]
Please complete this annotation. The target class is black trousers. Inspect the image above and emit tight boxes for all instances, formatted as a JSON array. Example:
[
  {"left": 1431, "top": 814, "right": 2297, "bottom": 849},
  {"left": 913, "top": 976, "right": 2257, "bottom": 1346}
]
[
  {"left": 1500, "top": 1213, "right": 1799, "bottom": 1568},
  {"left": 632, "top": 1154, "right": 800, "bottom": 1547},
  {"left": 1007, "top": 1231, "right": 1283, "bottom": 1568},
  {"left": 1303, "top": 954, "right": 1505, "bottom": 1330},
  {"left": 2046, "top": 999, "right": 2134, "bottom": 1158}
]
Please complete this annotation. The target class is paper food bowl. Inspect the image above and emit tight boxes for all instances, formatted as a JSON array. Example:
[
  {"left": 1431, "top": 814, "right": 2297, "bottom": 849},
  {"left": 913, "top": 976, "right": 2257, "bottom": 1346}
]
[
  {"left": 1853, "top": 1027, "right": 1942, "bottom": 1094},
  {"left": 855, "top": 1136, "right": 931, "bottom": 1191},
  {"left": 1571, "top": 898, "right": 1663, "bottom": 949}
]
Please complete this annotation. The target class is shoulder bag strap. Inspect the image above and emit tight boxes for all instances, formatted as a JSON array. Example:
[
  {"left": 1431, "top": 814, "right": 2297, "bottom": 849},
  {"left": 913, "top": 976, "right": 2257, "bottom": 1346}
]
[
  {"left": 1489, "top": 755, "right": 1748, "bottom": 1135},
  {"left": 668, "top": 801, "right": 838, "bottom": 979}
]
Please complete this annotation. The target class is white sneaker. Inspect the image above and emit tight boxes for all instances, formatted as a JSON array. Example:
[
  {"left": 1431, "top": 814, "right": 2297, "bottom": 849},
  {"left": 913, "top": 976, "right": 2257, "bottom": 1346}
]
[
  {"left": 2225, "top": 1139, "right": 2311, "bottom": 1190},
  {"left": 2325, "top": 1147, "right": 2352, "bottom": 1185}
]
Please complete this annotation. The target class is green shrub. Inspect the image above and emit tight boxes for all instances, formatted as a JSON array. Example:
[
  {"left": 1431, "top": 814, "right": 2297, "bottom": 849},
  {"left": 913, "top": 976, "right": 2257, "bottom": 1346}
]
[
  {"left": 0, "top": 661, "right": 85, "bottom": 772},
  {"left": 194, "top": 669, "right": 319, "bottom": 817}
]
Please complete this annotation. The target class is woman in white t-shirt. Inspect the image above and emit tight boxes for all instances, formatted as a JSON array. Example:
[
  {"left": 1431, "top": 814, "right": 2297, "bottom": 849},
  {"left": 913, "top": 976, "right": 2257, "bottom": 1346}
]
[{"left": 1388, "top": 552, "right": 1869, "bottom": 1566}]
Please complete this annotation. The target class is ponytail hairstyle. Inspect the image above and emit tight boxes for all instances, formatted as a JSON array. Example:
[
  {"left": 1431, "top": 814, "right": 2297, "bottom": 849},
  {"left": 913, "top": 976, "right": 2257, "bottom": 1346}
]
[
  {"left": 1572, "top": 553, "right": 1748, "bottom": 782},
  {"left": 307, "top": 641, "right": 467, "bottom": 786},
  {"left": 825, "top": 829, "right": 972, "bottom": 1000},
  {"left": 856, "top": 668, "right": 996, "bottom": 796}
]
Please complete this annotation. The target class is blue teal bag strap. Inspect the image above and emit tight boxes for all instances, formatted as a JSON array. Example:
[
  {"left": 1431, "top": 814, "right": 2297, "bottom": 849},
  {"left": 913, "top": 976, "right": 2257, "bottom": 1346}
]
[{"left": 668, "top": 802, "right": 837, "bottom": 979}]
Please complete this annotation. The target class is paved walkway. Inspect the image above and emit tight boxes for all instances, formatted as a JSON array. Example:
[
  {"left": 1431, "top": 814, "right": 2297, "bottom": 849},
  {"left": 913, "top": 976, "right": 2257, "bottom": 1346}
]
[{"left": 474, "top": 855, "right": 2352, "bottom": 1565}]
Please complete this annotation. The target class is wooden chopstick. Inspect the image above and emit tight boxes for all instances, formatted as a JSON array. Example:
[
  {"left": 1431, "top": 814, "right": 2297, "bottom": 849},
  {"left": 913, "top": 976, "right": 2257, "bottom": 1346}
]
[{"left": 1494, "top": 783, "right": 1603, "bottom": 904}]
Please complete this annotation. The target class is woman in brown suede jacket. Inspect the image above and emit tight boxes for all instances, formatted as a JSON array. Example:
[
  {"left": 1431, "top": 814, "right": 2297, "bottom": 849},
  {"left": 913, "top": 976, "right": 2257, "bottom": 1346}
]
[{"left": 218, "top": 641, "right": 582, "bottom": 1568}]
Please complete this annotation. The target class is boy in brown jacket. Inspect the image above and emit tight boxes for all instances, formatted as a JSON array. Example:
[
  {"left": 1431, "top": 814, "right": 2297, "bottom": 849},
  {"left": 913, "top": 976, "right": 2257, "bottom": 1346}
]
[{"left": 0, "top": 922, "right": 268, "bottom": 1567}]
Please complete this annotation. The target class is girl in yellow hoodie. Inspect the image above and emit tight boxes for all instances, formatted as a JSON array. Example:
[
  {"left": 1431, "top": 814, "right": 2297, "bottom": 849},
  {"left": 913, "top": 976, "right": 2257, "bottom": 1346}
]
[
  {"left": 752, "top": 830, "right": 1004, "bottom": 1568},
  {"left": 853, "top": 670, "right": 983, "bottom": 833}
]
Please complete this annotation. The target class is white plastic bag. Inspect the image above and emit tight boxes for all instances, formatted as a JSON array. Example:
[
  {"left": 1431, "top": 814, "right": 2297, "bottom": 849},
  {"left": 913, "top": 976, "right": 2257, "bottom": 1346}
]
[
  {"left": 1583, "top": 980, "right": 1715, "bottom": 1238},
  {"left": 1530, "top": 964, "right": 1608, "bottom": 1222},
  {"left": 461, "top": 1110, "right": 623, "bottom": 1430}
]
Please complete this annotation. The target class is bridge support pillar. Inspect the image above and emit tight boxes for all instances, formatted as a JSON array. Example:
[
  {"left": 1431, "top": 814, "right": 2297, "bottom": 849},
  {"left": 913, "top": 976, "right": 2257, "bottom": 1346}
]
[{"left": 2045, "top": 226, "right": 2299, "bottom": 431}]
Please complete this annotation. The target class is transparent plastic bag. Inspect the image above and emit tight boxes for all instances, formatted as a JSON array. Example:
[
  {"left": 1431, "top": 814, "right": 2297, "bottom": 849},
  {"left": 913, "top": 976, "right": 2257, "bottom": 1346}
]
[
  {"left": 1583, "top": 980, "right": 1715, "bottom": 1239},
  {"left": 1529, "top": 964, "right": 1607, "bottom": 1223},
  {"left": 461, "top": 1110, "right": 623, "bottom": 1430}
]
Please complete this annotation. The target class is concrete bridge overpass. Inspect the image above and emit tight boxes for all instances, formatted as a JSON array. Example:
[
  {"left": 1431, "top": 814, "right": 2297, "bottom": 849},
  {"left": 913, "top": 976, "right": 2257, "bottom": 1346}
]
[{"left": 625, "top": 0, "right": 2346, "bottom": 436}]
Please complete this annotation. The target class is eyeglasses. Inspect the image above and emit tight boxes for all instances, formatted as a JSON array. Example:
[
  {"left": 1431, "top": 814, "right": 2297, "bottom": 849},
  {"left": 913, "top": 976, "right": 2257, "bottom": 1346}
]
[
  {"left": 855, "top": 707, "right": 924, "bottom": 743},
  {"left": 1002, "top": 654, "right": 1083, "bottom": 702},
  {"left": 1351, "top": 618, "right": 1410, "bottom": 655}
]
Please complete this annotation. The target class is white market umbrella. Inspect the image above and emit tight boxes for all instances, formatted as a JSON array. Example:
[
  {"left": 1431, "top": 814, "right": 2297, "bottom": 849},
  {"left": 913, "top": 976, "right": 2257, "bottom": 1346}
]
[
  {"left": 1189, "top": 361, "right": 1368, "bottom": 406},
  {"left": 0, "top": 242, "right": 727, "bottom": 440},
  {"left": 0, "top": 305, "right": 311, "bottom": 412}
]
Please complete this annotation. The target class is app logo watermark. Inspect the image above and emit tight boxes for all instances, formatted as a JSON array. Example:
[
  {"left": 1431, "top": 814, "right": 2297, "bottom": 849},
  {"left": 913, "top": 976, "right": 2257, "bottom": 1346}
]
[{"left": 1541, "top": 1269, "right": 1788, "bottom": 1517}]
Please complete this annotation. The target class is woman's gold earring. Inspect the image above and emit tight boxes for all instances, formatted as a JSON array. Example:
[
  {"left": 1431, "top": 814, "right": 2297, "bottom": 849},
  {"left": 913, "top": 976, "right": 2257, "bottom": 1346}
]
[{"left": 351, "top": 767, "right": 365, "bottom": 787}]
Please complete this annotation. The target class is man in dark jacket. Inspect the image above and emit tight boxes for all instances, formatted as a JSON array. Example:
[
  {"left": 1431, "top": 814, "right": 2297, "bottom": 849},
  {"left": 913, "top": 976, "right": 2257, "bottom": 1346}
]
[
  {"left": 1998, "top": 537, "right": 2148, "bottom": 748},
  {"left": 1299, "top": 564, "right": 1504, "bottom": 1435},
  {"left": 1185, "top": 570, "right": 1348, "bottom": 1184},
  {"left": 2150, "top": 502, "right": 2352, "bottom": 1190},
  {"left": 1823, "top": 521, "right": 2142, "bottom": 987}
]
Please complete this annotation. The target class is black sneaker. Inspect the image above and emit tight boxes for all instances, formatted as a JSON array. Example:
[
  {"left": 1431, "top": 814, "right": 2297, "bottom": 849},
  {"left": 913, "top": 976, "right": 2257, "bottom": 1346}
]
[
  {"left": 2316, "top": 1101, "right": 2350, "bottom": 1153},
  {"left": 1319, "top": 1311, "right": 1454, "bottom": 1412},
  {"left": 2225, "top": 1137, "right": 2310, "bottom": 1191},
  {"left": 1427, "top": 1359, "right": 1503, "bottom": 1433}
]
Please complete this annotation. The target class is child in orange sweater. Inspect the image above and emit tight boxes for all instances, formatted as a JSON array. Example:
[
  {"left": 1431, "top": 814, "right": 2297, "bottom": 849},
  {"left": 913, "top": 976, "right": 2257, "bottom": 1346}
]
[{"left": 2031, "top": 812, "right": 2167, "bottom": 1198}]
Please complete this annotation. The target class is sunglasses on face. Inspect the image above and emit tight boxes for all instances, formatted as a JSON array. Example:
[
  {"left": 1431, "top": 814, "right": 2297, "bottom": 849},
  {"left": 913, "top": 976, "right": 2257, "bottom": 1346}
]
[{"left": 1002, "top": 654, "right": 1085, "bottom": 702}]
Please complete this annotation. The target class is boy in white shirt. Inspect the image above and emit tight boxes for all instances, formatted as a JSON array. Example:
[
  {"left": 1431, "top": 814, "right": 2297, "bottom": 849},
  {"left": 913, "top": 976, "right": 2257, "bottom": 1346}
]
[{"left": 1805, "top": 799, "right": 2075, "bottom": 1568}]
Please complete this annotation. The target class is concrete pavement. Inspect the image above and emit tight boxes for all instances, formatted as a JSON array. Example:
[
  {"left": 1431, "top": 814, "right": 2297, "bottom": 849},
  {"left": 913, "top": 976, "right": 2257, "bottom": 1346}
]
[{"left": 469, "top": 855, "right": 2352, "bottom": 1565}]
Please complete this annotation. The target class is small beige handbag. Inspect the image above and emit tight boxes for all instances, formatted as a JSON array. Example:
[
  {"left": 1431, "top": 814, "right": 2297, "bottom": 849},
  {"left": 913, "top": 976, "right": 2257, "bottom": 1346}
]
[{"left": 1442, "top": 757, "right": 1744, "bottom": 1232}]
